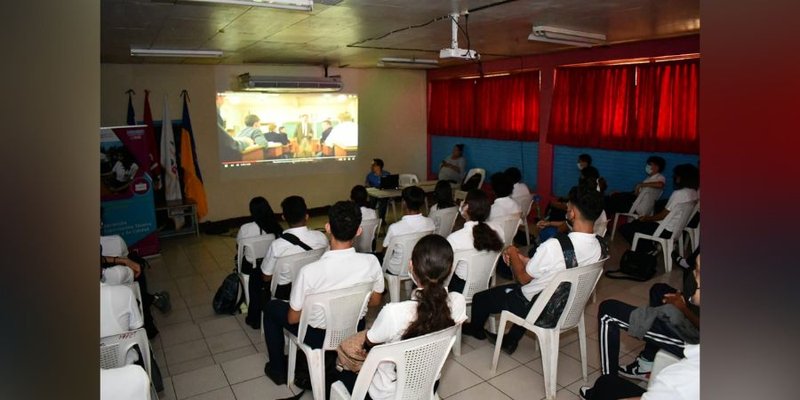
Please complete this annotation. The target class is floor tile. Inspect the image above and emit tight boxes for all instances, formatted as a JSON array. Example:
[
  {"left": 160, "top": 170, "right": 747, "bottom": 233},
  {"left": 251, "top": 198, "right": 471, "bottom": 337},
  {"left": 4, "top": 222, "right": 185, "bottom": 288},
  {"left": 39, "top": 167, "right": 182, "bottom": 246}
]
[
  {"left": 509, "top": 335, "right": 542, "bottom": 364},
  {"left": 159, "top": 377, "right": 176, "bottom": 400},
  {"left": 161, "top": 322, "right": 205, "bottom": 348},
  {"left": 155, "top": 306, "right": 193, "bottom": 327},
  {"left": 206, "top": 330, "right": 252, "bottom": 354},
  {"left": 164, "top": 338, "right": 212, "bottom": 366},
  {"left": 230, "top": 376, "right": 294, "bottom": 400},
  {"left": 437, "top": 359, "right": 484, "bottom": 398},
  {"left": 564, "top": 370, "right": 601, "bottom": 396},
  {"left": 560, "top": 337, "right": 601, "bottom": 370},
  {"left": 199, "top": 317, "right": 241, "bottom": 337},
  {"left": 185, "top": 387, "right": 235, "bottom": 400},
  {"left": 220, "top": 352, "right": 267, "bottom": 385},
  {"left": 172, "top": 364, "right": 229, "bottom": 399},
  {"left": 445, "top": 382, "right": 512, "bottom": 400},
  {"left": 488, "top": 365, "right": 546, "bottom": 400},
  {"left": 189, "top": 303, "right": 218, "bottom": 321},
  {"left": 455, "top": 344, "right": 521, "bottom": 380},
  {"left": 212, "top": 345, "right": 258, "bottom": 364},
  {"left": 169, "top": 355, "right": 217, "bottom": 377},
  {"left": 525, "top": 351, "right": 588, "bottom": 388}
]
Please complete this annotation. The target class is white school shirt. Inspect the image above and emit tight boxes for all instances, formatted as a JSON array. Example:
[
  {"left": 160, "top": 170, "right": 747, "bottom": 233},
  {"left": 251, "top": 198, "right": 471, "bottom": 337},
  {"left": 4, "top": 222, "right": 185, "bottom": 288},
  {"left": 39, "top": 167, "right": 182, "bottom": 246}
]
[
  {"left": 662, "top": 188, "right": 699, "bottom": 233},
  {"left": 489, "top": 196, "right": 522, "bottom": 221},
  {"left": 360, "top": 206, "right": 378, "bottom": 221},
  {"left": 511, "top": 182, "right": 531, "bottom": 200},
  {"left": 382, "top": 214, "right": 436, "bottom": 274},
  {"left": 260, "top": 226, "right": 329, "bottom": 284},
  {"left": 447, "top": 221, "right": 504, "bottom": 280},
  {"left": 633, "top": 173, "right": 666, "bottom": 216},
  {"left": 521, "top": 232, "right": 603, "bottom": 301},
  {"left": 365, "top": 292, "right": 467, "bottom": 400},
  {"left": 101, "top": 235, "right": 129, "bottom": 257},
  {"left": 100, "top": 283, "right": 143, "bottom": 364},
  {"left": 236, "top": 222, "right": 275, "bottom": 263},
  {"left": 101, "top": 365, "right": 151, "bottom": 400},
  {"left": 642, "top": 345, "right": 700, "bottom": 400},
  {"left": 289, "top": 248, "right": 384, "bottom": 328}
]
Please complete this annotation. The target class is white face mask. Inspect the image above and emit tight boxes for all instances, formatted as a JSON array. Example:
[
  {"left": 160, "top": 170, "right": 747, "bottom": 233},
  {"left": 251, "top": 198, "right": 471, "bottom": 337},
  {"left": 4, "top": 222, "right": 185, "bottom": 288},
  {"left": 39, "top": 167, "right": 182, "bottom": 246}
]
[
  {"left": 577, "top": 163, "right": 583, "bottom": 170},
  {"left": 645, "top": 165, "right": 653, "bottom": 175},
  {"left": 408, "top": 266, "right": 419, "bottom": 287},
  {"left": 459, "top": 204, "right": 468, "bottom": 220}
]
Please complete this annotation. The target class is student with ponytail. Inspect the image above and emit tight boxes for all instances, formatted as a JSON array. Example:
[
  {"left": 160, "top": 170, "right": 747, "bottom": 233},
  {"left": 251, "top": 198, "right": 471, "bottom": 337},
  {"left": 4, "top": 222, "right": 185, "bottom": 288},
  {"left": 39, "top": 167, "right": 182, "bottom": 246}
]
[
  {"left": 446, "top": 190, "right": 505, "bottom": 293},
  {"left": 339, "top": 235, "right": 467, "bottom": 400}
]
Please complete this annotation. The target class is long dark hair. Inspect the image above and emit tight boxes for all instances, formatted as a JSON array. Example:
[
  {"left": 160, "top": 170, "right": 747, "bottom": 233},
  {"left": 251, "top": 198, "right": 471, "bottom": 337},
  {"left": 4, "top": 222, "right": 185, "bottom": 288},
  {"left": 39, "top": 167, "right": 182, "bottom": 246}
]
[
  {"left": 350, "top": 185, "right": 371, "bottom": 209},
  {"left": 464, "top": 190, "right": 504, "bottom": 252},
  {"left": 250, "top": 196, "right": 283, "bottom": 236},
  {"left": 433, "top": 180, "right": 455, "bottom": 209},
  {"left": 402, "top": 235, "right": 456, "bottom": 340}
]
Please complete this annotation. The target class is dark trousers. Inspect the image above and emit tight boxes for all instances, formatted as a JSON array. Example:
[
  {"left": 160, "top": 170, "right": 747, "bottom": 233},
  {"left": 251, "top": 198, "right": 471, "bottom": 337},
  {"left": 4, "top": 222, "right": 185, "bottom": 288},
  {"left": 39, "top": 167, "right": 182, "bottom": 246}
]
[
  {"left": 619, "top": 220, "right": 672, "bottom": 253},
  {"left": 583, "top": 374, "right": 646, "bottom": 400},
  {"left": 597, "top": 284, "right": 687, "bottom": 375},
  {"left": 469, "top": 284, "right": 538, "bottom": 346},
  {"left": 448, "top": 274, "right": 466, "bottom": 294},
  {"left": 604, "top": 192, "right": 637, "bottom": 216},
  {"left": 337, "top": 370, "right": 440, "bottom": 400},
  {"left": 244, "top": 258, "right": 266, "bottom": 328}
]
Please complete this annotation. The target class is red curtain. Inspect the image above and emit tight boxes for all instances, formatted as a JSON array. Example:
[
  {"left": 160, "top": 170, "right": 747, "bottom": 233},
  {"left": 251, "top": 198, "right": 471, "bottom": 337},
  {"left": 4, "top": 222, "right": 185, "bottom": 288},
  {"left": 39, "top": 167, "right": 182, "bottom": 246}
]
[
  {"left": 427, "top": 71, "right": 540, "bottom": 141},
  {"left": 634, "top": 60, "right": 699, "bottom": 153}
]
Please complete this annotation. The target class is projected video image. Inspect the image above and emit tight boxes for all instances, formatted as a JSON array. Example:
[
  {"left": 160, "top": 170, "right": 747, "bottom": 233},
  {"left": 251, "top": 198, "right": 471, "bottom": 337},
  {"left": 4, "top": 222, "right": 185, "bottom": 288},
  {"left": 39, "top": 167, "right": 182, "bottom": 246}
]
[{"left": 217, "top": 91, "right": 358, "bottom": 167}]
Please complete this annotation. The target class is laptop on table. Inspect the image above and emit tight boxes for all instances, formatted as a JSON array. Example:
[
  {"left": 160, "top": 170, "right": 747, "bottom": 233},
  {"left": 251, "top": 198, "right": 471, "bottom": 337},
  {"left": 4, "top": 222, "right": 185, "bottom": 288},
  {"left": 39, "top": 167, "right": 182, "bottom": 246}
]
[{"left": 378, "top": 174, "right": 400, "bottom": 190}]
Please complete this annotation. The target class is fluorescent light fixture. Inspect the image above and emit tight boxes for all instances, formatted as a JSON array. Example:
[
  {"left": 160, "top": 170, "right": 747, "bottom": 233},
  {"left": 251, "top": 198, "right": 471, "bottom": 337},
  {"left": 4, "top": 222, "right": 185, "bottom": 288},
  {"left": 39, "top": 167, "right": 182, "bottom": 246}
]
[
  {"left": 130, "top": 48, "right": 223, "bottom": 58},
  {"left": 528, "top": 26, "right": 606, "bottom": 47},
  {"left": 181, "top": 0, "right": 313, "bottom": 11},
  {"left": 377, "top": 57, "right": 439, "bottom": 68},
  {"left": 459, "top": 72, "right": 511, "bottom": 79}
]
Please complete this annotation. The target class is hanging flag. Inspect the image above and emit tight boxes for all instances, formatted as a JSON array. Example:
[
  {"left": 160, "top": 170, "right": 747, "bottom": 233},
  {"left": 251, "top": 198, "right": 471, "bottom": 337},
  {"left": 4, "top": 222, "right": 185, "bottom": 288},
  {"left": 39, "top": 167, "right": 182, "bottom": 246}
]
[
  {"left": 142, "top": 90, "right": 162, "bottom": 190},
  {"left": 179, "top": 91, "right": 209, "bottom": 220},
  {"left": 160, "top": 96, "right": 185, "bottom": 230},
  {"left": 126, "top": 89, "right": 136, "bottom": 125}
]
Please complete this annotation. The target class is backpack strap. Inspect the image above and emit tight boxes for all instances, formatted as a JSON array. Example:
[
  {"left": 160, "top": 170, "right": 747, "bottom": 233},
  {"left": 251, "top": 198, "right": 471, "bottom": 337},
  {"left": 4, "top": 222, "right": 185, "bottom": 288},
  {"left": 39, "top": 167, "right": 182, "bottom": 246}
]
[
  {"left": 595, "top": 234, "right": 610, "bottom": 259},
  {"left": 554, "top": 233, "right": 578, "bottom": 269},
  {"left": 280, "top": 232, "right": 313, "bottom": 251}
]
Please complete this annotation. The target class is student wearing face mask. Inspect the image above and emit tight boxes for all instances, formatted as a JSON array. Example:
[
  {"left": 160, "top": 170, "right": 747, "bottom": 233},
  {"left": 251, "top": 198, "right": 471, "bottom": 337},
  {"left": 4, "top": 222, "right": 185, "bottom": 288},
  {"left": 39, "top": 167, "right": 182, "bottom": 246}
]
[{"left": 605, "top": 156, "right": 667, "bottom": 217}]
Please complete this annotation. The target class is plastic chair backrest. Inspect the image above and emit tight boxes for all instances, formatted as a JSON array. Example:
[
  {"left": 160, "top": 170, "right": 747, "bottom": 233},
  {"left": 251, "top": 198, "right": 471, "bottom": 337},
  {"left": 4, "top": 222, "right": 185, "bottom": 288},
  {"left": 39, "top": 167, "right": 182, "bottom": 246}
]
[
  {"left": 236, "top": 234, "right": 275, "bottom": 274},
  {"left": 343, "top": 324, "right": 460, "bottom": 400},
  {"left": 524, "top": 258, "right": 607, "bottom": 331},
  {"left": 100, "top": 328, "right": 151, "bottom": 378},
  {"left": 382, "top": 230, "right": 433, "bottom": 276},
  {"left": 629, "top": 187, "right": 664, "bottom": 216},
  {"left": 512, "top": 193, "right": 534, "bottom": 218},
  {"left": 270, "top": 247, "right": 327, "bottom": 295},
  {"left": 653, "top": 201, "right": 698, "bottom": 240},
  {"left": 398, "top": 174, "right": 419, "bottom": 187},
  {"left": 429, "top": 206, "right": 459, "bottom": 237},
  {"left": 297, "top": 281, "right": 374, "bottom": 350},
  {"left": 457, "top": 249, "right": 502, "bottom": 302},
  {"left": 496, "top": 213, "right": 522, "bottom": 244},
  {"left": 355, "top": 218, "right": 381, "bottom": 253},
  {"left": 463, "top": 168, "right": 485, "bottom": 189},
  {"left": 593, "top": 211, "right": 609, "bottom": 237}
]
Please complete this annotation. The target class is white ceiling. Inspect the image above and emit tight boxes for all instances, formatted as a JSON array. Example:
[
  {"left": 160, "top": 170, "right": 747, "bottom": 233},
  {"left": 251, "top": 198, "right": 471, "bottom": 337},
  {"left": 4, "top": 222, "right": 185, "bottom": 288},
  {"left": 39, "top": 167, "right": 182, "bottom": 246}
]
[{"left": 101, "top": 0, "right": 700, "bottom": 68}]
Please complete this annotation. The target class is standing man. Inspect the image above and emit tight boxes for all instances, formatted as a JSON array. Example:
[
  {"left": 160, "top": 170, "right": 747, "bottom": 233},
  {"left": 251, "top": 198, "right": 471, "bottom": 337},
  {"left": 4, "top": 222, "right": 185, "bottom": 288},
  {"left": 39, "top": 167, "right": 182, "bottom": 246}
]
[{"left": 438, "top": 144, "right": 466, "bottom": 183}]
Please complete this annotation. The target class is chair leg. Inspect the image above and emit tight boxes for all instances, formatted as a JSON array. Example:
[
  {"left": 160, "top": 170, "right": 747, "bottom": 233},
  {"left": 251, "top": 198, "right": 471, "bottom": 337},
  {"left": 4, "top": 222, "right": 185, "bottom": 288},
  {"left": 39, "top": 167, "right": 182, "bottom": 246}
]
[
  {"left": 287, "top": 340, "right": 298, "bottom": 387},
  {"left": 539, "top": 331, "right": 560, "bottom": 400},
  {"left": 486, "top": 315, "right": 497, "bottom": 335},
  {"left": 610, "top": 214, "right": 619, "bottom": 241},
  {"left": 307, "top": 350, "right": 326, "bottom": 400},
  {"left": 678, "top": 233, "right": 686, "bottom": 258},
  {"left": 664, "top": 240, "right": 673, "bottom": 274},
  {"left": 491, "top": 314, "right": 509, "bottom": 374},
  {"left": 525, "top": 220, "right": 531, "bottom": 246},
  {"left": 453, "top": 327, "right": 462, "bottom": 357},
  {"left": 578, "top": 317, "right": 588, "bottom": 382},
  {"left": 387, "top": 275, "right": 400, "bottom": 303},
  {"left": 242, "top": 275, "right": 250, "bottom": 306}
]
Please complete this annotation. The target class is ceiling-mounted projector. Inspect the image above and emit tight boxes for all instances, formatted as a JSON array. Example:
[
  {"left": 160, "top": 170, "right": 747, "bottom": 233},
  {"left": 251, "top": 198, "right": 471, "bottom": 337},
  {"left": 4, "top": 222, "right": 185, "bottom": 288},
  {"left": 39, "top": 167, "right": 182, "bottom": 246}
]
[{"left": 439, "top": 12, "right": 480, "bottom": 60}]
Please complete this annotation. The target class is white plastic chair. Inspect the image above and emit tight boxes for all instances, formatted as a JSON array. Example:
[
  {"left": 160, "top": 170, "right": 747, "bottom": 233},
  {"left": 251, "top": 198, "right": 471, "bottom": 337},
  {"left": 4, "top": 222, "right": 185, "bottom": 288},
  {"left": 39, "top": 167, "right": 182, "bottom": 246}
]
[
  {"left": 429, "top": 206, "right": 459, "bottom": 237},
  {"left": 100, "top": 327, "right": 155, "bottom": 398},
  {"left": 285, "top": 282, "right": 375, "bottom": 400},
  {"left": 648, "top": 349, "right": 682, "bottom": 387},
  {"left": 609, "top": 188, "right": 663, "bottom": 241},
  {"left": 270, "top": 248, "right": 327, "bottom": 299},
  {"left": 449, "top": 249, "right": 502, "bottom": 356},
  {"left": 101, "top": 365, "right": 152, "bottom": 400},
  {"left": 355, "top": 218, "right": 381, "bottom": 253},
  {"left": 632, "top": 200, "right": 698, "bottom": 273},
  {"left": 494, "top": 213, "right": 522, "bottom": 245},
  {"left": 454, "top": 168, "right": 485, "bottom": 201},
  {"left": 680, "top": 202, "right": 700, "bottom": 254},
  {"left": 383, "top": 230, "right": 433, "bottom": 303},
  {"left": 398, "top": 174, "right": 419, "bottom": 187},
  {"left": 513, "top": 195, "right": 534, "bottom": 246},
  {"left": 236, "top": 234, "right": 276, "bottom": 305},
  {"left": 491, "top": 258, "right": 607, "bottom": 400},
  {"left": 330, "top": 324, "right": 460, "bottom": 400}
]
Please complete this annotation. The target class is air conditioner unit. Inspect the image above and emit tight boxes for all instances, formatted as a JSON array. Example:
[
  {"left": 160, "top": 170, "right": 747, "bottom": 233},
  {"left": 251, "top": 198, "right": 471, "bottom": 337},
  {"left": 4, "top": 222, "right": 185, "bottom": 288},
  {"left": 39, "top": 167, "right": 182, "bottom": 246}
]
[{"left": 237, "top": 74, "right": 343, "bottom": 93}]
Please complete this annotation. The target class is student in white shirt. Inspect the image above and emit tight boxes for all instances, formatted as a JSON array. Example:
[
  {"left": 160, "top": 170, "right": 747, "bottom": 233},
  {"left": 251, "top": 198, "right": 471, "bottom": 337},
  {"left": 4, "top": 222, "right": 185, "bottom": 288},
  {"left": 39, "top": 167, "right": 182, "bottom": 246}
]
[
  {"left": 488, "top": 172, "right": 522, "bottom": 223},
  {"left": 428, "top": 180, "right": 456, "bottom": 213},
  {"left": 437, "top": 144, "right": 466, "bottom": 183},
  {"left": 380, "top": 186, "right": 436, "bottom": 275},
  {"left": 238, "top": 196, "right": 284, "bottom": 329},
  {"left": 605, "top": 156, "right": 667, "bottom": 216},
  {"left": 506, "top": 167, "right": 533, "bottom": 212},
  {"left": 462, "top": 184, "right": 606, "bottom": 355},
  {"left": 446, "top": 190, "right": 504, "bottom": 293},
  {"left": 337, "top": 234, "right": 467, "bottom": 400},
  {"left": 263, "top": 201, "right": 385, "bottom": 386},
  {"left": 351, "top": 185, "right": 378, "bottom": 221},
  {"left": 620, "top": 164, "right": 699, "bottom": 253},
  {"left": 259, "top": 196, "right": 329, "bottom": 305}
]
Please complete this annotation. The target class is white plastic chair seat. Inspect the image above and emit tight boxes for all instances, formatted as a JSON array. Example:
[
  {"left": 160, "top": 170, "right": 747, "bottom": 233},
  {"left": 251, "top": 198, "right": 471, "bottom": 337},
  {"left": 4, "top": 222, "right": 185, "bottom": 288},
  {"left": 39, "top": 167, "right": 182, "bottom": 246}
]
[
  {"left": 285, "top": 282, "right": 375, "bottom": 400},
  {"left": 101, "top": 365, "right": 152, "bottom": 400},
  {"left": 631, "top": 200, "right": 698, "bottom": 273},
  {"left": 236, "top": 234, "right": 275, "bottom": 305},
  {"left": 355, "top": 218, "right": 382, "bottom": 253},
  {"left": 491, "top": 258, "right": 607, "bottom": 400},
  {"left": 330, "top": 324, "right": 460, "bottom": 400},
  {"left": 513, "top": 195, "right": 535, "bottom": 246},
  {"left": 493, "top": 213, "right": 522, "bottom": 245},
  {"left": 100, "top": 327, "right": 155, "bottom": 397},
  {"left": 679, "top": 203, "right": 700, "bottom": 254},
  {"left": 448, "top": 249, "right": 501, "bottom": 356},
  {"left": 270, "top": 247, "right": 327, "bottom": 298},
  {"left": 383, "top": 230, "right": 433, "bottom": 303},
  {"left": 429, "top": 206, "right": 459, "bottom": 237}
]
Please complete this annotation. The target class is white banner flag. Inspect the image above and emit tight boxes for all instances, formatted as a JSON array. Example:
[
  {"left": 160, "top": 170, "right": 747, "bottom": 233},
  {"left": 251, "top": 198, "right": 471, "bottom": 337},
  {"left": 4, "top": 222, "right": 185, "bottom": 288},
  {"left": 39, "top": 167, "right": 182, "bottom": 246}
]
[{"left": 160, "top": 97, "right": 185, "bottom": 230}]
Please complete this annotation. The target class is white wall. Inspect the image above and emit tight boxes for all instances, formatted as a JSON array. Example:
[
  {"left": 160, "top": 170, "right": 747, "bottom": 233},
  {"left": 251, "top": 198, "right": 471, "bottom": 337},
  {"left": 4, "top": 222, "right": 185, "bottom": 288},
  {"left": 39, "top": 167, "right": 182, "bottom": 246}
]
[{"left": 101, "top": 64, "right": 428, "bottom": 221}]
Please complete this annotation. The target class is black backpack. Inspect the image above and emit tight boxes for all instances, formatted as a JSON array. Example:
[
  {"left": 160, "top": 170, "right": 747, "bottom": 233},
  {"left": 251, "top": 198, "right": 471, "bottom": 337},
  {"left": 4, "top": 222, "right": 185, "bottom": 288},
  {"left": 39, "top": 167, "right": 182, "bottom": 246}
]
[
  {"left": 213, "top": 269, "right": 244, "bottom": 315},
  {"left": 604, "top": 249, "right": 657, "bottom": 282}
]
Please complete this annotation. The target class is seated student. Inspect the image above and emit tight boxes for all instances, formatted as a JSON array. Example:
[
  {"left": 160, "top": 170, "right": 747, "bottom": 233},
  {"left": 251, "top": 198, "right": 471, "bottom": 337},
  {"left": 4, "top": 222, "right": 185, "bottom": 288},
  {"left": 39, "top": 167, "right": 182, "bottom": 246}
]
[
  {"left": 446, "top": 190, "right": 505, "bottom": 293},
  {"left": 264, "top": 123, "right": 290, "bottom": 145},
  {"left": 236, "top": 114, "right": 268, "bottom": 146},
  {"left": 619, "top": 164, "right": 699, "bottom": 254},
  {"left": 487, "top": 172, "right": 522, "bottom": 224},
  {"left": 380, "top": 186, "right": 436, "bottom": 274},
  {"left": 581, "top": 254, "right": 701, "bottom": 400},
  {"left": 437, "top": 144, "right": 466, "bottom": 183},
  {"left": 259, "top": 196, "right": 329, "bottom": 308},
  {"left": 537, "top": 173, "right": 608, "bottom": 243},
  {"left": 337, "top": 234, "right": 467, "bottom": 400},
  {"left": 546, "top": 162, "right": 601, "bottom": 221},
  {"left": 507, "top": 167, "right": 532, "bottom": 210},
  {"left": 605, "top": 156, "right": 667, "bottom": 217},
  {"left": 429, "top": 180, "right": 456, "bottom": 213},
  {"left": 462, "top": 185, "right": 607, "bottom": 355},
  {"left": 365, "top": 158, "right": 391, "bottom": 221},
  {"left": 262, "top": 201, "right": 385, "bottom": 386},
  {"left": 351, "top": 185, "right": 378, "bottom": 221},
  {"left": 237, "top": 196, "right": 284, "bottom": 330}
]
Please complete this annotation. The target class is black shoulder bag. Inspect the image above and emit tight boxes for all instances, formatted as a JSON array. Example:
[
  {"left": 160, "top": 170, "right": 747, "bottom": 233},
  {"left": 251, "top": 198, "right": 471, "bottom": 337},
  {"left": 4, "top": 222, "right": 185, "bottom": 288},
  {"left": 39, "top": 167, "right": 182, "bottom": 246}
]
[{"left": 280, "top": 232, "right": 313, "bottom": 251}]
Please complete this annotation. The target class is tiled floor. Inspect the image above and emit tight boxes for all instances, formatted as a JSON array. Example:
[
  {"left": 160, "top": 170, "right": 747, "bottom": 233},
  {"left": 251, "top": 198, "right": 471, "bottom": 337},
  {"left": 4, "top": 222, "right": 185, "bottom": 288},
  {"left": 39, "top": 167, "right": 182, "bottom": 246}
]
[{"left": 144, "top": 215, "right": 683, "bottom": 400}]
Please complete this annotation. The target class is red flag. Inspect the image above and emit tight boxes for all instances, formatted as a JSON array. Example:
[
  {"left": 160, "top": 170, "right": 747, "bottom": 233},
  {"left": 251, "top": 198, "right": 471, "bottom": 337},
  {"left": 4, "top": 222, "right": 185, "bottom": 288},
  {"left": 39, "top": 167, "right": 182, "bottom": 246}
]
[{"left": 142, "top": 90, "right": 162, "bottom": 189}]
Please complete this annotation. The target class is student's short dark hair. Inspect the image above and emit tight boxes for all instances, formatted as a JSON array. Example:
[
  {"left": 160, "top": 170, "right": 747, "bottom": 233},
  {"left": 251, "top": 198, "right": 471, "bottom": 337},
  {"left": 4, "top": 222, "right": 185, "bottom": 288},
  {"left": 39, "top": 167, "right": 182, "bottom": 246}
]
[
  {"left": 505, "top": 167, "right": 522, "bottom": 184},
  {"left": 402, "top": 186, "right": 426, "bottom": 211},
  {"left": 244, "top": 114, "right": 260, "bottom": 127},
  {"left": 328, "top": 201, "right": 362, "bottom": 241},
  {"left": 280, "top": 195, "right": 307, "bottom": 225},
  {"left": 646, "top": 156, "right": 666, "bottom": 173},
  {"left": 350, "top": 185, "right": 370, "bottom": 208},
  {"left": 578, "top": 153, "right": 593, "bottom": 165},
  {"left": 567, "top": 184, "right": 604, "bottom": 222},
  {"left": 673, "top": 164, "right": 700, "bottom": 190},
  {"left": 455, "top": 144, "right": 464, "bottom": 152},
  {"left": 490, "top": 172, "right": 513, "bottom": 198},
  {"left": 372, "top": 158, "right": 384, "bottom": 169},
  {"left": 433, "top": 180, "right": 455, "bottom": 209}
]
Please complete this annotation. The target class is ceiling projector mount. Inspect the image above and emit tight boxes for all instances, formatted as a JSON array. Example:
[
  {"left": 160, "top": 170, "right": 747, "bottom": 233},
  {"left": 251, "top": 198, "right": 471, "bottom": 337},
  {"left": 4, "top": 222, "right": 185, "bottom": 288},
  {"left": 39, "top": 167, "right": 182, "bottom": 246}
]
[{"left": 440, "top": 12, "right": 479, "bottom": 60}]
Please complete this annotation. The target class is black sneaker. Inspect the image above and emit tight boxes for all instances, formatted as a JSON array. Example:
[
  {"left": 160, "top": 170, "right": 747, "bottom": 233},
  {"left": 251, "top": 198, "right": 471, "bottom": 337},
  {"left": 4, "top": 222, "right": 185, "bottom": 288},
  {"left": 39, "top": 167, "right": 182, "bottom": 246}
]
[
  {"left": 153, "top": 291, "right": 171, "bottom": 313},
  {"left": 618, "top": 358, "right": 652, "bottom": 381},
  {"left": 578, "top": 386, "right": 590, "bottom": 399},
  {"left": 264, "top": 362, "right": 288, "bottom": 385},
  {"left": 460, "top": 323, "right": 487, "bottom": 340},
  {"left": 485, "top": 331, "right": 518, "bottom": 355}
]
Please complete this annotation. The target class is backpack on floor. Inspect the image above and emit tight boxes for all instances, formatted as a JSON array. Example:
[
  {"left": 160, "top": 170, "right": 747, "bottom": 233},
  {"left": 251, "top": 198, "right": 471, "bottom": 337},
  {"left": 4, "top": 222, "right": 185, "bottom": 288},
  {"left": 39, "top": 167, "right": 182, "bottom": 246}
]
[
  {"left": 213, "top": 269, "right": 244, "bottom": 315},
  {"left": 605, "top": 249, "right": 657, "bottom": 282}
]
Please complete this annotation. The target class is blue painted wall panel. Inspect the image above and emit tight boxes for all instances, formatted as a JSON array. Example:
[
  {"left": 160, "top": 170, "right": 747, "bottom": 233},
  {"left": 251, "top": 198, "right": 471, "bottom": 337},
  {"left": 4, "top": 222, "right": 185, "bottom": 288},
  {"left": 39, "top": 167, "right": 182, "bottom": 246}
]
[{"left": 430, "top": 136, "right": 539, "bottom": 190}]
